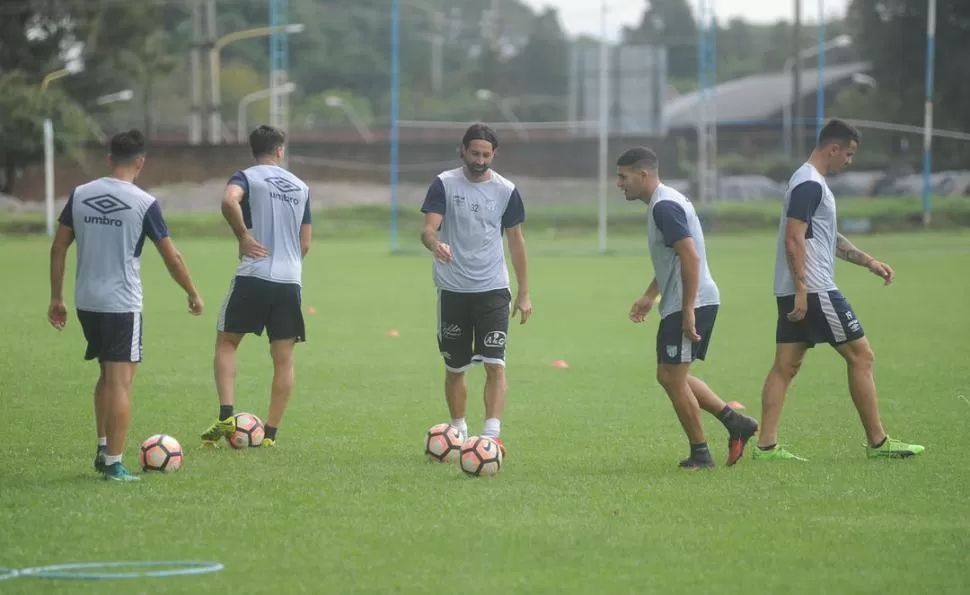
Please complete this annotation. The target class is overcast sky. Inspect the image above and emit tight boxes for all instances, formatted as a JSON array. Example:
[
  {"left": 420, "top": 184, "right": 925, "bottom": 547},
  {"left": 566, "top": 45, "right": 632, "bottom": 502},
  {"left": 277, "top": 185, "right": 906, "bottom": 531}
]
[{"left": 519, "top": 0, "right": 850, "bottom": 40}]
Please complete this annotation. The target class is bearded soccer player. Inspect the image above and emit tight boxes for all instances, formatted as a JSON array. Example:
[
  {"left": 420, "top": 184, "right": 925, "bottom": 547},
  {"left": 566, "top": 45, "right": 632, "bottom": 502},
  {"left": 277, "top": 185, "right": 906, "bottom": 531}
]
[{"left": 419, "top": 123, "right": 532, "bottom": 456}]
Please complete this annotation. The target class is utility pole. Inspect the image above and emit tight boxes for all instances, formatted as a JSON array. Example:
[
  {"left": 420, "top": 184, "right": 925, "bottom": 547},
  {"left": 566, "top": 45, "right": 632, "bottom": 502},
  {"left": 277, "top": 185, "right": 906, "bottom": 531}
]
[
  {"left": 792, "top": 0, "right": 802, "bottom": 157},
  {"left": 189, "top": 0, "right": 203, "bottom": 145},
  {"left": 204, "top": 0, "right": 219, "bottom": 144}
]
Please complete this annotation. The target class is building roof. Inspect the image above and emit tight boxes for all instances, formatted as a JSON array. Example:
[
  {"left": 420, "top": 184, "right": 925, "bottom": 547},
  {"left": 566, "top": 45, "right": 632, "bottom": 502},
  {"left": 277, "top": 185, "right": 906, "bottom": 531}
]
[{"left": 664, "top": 61, "right": 872, "bottom": 129}]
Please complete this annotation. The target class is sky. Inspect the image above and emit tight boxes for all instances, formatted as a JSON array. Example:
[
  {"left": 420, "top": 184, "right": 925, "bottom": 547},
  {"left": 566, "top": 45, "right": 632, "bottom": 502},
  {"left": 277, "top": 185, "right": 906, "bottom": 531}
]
[{"left": 520, "top": 0, "right": 851, "bottom": 40}]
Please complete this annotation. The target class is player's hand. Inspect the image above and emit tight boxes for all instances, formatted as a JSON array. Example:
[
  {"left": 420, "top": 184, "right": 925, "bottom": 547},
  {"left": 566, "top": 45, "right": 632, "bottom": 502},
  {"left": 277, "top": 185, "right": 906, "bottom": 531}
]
[
  {"left": 682, "top": 308, "right": 701, "bottom": 342},
  {"left": 433, "top": 241, "right": 452, "bottom": 264},
  {"left": 188, "top": 294, "right": 204, "bottom": 316},
  {"left": 512, "top": 292, "right": 532, "bottom": 324},
  {"left": 239, "top": 233, "right": 269, "bottom": 260},
  {"left": 867, "top": 259, "right": 894, "bottom": 285},
  {"left": 787, "top": 290, "right": 808, "bottom": 322},
  {"left": 629, "top": 295, "right": 656, "bottom": 323},
  {"left": 47, "top": 299, "right": 67, "bottom": 330}
]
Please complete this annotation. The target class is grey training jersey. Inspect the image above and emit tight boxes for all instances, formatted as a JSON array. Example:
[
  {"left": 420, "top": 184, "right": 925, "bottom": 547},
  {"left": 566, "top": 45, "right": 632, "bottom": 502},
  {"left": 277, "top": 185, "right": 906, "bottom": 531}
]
[
  {"left": 646, "top": 184, "right": 720, "bottom": 318},
  {"left": 58, "top": 177, "right": 170, "bottom": 313},
  {"left": 228, "top": 165, "right": 311, "bottom": 286},
  {"left": 420, "top": 168, "right": 526, "bottom": 293},
  {"left": 774, "top": 163, "right": 838, "bottom": 296}
]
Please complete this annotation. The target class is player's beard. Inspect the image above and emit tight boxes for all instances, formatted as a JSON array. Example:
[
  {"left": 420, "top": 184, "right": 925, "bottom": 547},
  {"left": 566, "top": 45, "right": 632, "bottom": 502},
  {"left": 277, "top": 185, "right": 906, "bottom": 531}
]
[{"left": 466, "top": 162, "right": 489, "bottom": 176}]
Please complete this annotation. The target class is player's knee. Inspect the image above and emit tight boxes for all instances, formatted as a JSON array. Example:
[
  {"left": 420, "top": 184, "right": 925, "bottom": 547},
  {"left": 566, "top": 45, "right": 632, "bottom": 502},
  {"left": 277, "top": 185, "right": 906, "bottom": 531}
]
[
  {"left": 484, "top": 363, "right": 505, "bottom": 378},
  {"left": 773, "top": 357, "right": 803, "bottom": 380},
  {"left": 656, "top": 365, "right": 678, "bottom": 389},
  {"left": 846, "top": 343, "right": 875, "bottom": 369}
]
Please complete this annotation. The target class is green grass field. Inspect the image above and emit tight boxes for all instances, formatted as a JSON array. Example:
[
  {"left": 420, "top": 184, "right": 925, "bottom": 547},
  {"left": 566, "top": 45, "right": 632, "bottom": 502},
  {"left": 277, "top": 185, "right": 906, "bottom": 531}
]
[{"left": 1, "top": 229, "right": 969, "bottom": 594}]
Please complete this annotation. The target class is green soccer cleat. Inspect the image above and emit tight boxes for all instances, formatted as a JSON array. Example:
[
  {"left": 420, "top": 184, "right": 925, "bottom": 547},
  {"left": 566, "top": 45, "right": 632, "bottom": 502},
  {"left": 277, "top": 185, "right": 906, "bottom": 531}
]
[
  {"left": 259, "top": 437, "right": 276, "bottom": 448},
  {"left": 866, "top": 436, "right": 925, "bottom": 459},
  {"left": 102, "top": 462, "right": 140, "bottom": 482},
  {"left": 750, "top": 445, "right": 808, "bottom": 461},
  {"left": 200, "top": 417, "right": 236, "bottom": 445}
]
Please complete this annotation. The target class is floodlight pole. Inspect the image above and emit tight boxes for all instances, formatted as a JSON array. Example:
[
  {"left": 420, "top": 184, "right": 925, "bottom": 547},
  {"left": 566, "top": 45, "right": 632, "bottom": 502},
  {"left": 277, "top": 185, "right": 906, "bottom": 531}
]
[{"left": 922, "top": 0, "right": 937, "bottom": 227}]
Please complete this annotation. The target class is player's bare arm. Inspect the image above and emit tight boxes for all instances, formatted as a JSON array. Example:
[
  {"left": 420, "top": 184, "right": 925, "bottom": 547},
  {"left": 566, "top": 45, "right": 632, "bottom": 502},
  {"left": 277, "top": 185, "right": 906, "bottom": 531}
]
[
  {"left": 629, "top": 278, "right": 659, "bottom": 323},
  {"left": 155, "top": 237, "right": 204, "bottom": 315},
  {"left": 836, "top": 232, "right": 894, "bottom": 285},
  {"left": 47, "top": 223, "right": 75, "bottom": 330},
  {"left": 421, "top": 212, "right": 452, "bottom": 263},
  {"left": 300, "top": 224, "right": 311, "bottom": 258},
  {"left": 784, "top": 218, "right": 810, "bottom": 321},
  {"left": 672, "top": 237, "right": 702, "bottom": 341},
  {"left": 505, "top": 224, "right": 532, "bottom": 324},
  {"left": 222, "top": 183, "right": 268, "bottom": 259}
]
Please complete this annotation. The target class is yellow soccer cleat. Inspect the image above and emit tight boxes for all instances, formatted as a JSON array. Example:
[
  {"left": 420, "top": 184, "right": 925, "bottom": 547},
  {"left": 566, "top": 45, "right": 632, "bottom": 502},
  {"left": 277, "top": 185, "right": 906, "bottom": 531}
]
[{"left": 200, "top": 417, "right": 236, "bottom": 446}]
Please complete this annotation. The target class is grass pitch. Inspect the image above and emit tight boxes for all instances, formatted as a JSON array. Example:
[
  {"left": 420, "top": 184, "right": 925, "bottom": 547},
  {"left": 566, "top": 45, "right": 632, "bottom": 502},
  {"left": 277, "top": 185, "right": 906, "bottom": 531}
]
[{"left": 1, "top": 229, "right": 968, "bottom": 594}]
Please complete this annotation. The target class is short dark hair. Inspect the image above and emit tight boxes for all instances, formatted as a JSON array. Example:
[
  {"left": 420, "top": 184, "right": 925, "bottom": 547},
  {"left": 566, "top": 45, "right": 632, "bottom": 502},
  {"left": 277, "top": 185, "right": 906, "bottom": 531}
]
[
  {"left": 616, "top": 147, "right": 659, "bottom": 170},
  {"left": 249, "top": 125, "right": 286, "bottom": 158},
  {"left": 817, "top": 119, "right": 861, "bottom": 148},
  {"left": 109, "top": 129, "right": 146, "bottom": 164},
  {"left": 462, "top": 123, "right": 498, "bottom": 150}
]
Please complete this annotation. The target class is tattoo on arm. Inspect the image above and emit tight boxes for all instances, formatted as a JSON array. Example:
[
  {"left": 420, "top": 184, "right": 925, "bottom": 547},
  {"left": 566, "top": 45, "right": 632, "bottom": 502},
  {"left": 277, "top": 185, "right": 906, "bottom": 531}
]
[{"left": 835, "top": 233, "right": 873, "bottom": 266}]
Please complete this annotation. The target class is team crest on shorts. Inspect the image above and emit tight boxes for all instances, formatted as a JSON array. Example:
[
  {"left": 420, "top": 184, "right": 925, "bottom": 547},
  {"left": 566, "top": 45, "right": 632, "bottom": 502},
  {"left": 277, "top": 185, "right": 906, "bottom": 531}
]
[
  {"left": 666, "top": 345, "right": 679, "bottom": 358},
  {"left": 483, "top": 331, "right": 506, "bottom": 348}
]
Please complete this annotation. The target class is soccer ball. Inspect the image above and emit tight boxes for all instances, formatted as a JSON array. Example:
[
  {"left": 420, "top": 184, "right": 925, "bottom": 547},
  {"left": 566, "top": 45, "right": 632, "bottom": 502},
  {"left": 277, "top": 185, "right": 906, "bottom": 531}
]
[
  {"left": 228, "top": 412, "right": 265, "bottom": 449},
  {"left": 424, "top": 423, "right": 462, "bottom": 463},
  {"left": 460, "top": 435, "right": 502, "bottom": 477},
  {"left": 139, "top": 434, "right": 183, "bottom": 472}
]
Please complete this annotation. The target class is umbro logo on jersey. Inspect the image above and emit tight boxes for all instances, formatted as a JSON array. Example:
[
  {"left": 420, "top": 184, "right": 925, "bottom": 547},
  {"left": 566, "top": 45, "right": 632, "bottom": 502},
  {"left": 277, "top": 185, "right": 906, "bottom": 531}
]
[
  {"left": 83, "top": 194, "right": 131, "bottom": 215},
  {"left": 82, "top": 194, "right": 129, "bottom": 227},
  {"left": 266, "top": 177, "right": 302, "bottom": 194}
]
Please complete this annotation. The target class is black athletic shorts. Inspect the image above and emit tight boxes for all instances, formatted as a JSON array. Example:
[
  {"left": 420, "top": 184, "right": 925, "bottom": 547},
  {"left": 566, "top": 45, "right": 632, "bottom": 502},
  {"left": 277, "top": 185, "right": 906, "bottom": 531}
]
[
  {"left": 436, "top": 288, "right": 511, "bottom": 371},
  {"left": 776, "top": 290, "right": 864, "bottom": 347},
  {"left": 656, "top": 305, "right": 718, "bottom": 365},
  {"left": 77, "top": 310, "right": 143, "bottom": 363},
  {"left": 217, "top": 275, "right": 305, "bottom": 342}
]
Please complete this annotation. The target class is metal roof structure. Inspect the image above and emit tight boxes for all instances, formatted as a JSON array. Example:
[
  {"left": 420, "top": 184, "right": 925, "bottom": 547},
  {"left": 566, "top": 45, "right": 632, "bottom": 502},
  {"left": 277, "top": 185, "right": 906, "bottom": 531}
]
[{"left": 664, "top": 61, "right": 872, "bottom": 129}]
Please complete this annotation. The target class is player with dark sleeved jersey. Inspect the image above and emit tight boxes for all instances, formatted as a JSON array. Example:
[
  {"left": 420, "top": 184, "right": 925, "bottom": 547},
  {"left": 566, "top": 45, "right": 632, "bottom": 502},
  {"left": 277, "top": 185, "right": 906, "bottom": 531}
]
[
  {"left": 616, "top": 147, "right": 758, "bottom": 469},
  {"left": 752, "top": 119, "right": 924, "bottom": 461},
  {"left": 419, "top": 123, "right": 532, "bottom": 457},
  {"left": 48, "top": 129, "right": 203, "bottom": 481}
]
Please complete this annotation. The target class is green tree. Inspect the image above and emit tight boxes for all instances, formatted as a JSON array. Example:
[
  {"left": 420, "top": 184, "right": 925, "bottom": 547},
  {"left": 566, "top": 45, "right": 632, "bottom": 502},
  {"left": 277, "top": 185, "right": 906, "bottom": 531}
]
[
  {"left": 0, "top": 71, "right": 89, "bottom": 194},
  {"left": 625, "top": 0, "right": 698, "bottom": 79},
  {"left": 847, "top": 0, "right": 970, "bottom": 131}
]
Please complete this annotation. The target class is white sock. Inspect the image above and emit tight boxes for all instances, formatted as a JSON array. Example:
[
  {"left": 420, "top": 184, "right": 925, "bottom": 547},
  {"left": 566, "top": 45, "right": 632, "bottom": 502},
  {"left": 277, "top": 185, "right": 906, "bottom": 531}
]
[
  {"left": 103, "top": 454, "right": 122, "bottom": 466},
  {"left": 482, "top": 418, "right": 501, "bottom": 438},
  {"left": 451, "top": 418, "right": 467, "bottom": 435},
  {"left": 98, "top": 437, "right": 107, "bottom": 447}
]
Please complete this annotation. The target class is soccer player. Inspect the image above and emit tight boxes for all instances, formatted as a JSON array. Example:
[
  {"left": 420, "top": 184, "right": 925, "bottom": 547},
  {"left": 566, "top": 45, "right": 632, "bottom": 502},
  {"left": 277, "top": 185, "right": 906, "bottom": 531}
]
[
  {"left": 752, "top": 119, "right": 924, "bottom": 461},
  {"left": 419, "top": 123, "right": 532, "bottom": 456},
  {"left": 616, "top": 147, "right": 759, "bottom": 469},
  {"left": 200, "top": 125, "right": 311, "bottom": 448},
  {"left": 48, "top": 129, "right": 204, "bottom": 482}
]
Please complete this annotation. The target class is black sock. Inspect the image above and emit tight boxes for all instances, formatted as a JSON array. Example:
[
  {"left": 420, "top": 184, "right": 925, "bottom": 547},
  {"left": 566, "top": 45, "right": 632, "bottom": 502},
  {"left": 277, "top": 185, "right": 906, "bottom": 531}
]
[
  {"left": 265, "top": 425, "right": 277, "bottom": 441},
  {"left": 690, "top": 442, "right": 710, "bottom": 459},
  {"left": 759, "top": 443, "right": 776, "bottom": 451},
  {"left": 220, "top": 405, "right": 234, "bottom": 421},
  {"left": 716, "top": 405, "right": 738, "bottom": 429},
  {"left": 872, "top": 437, "right": 887, "bottom": 449}
]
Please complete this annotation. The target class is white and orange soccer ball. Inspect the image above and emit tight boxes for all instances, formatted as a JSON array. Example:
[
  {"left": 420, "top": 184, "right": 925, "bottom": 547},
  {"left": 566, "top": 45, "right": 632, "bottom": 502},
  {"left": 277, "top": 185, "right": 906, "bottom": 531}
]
[
  {"left": 139, "top": 434, "right": 183, "bottom": 472},
  {"left": 460, "top": 435, "right": 502, "bottom": 477},
  {"left": 228, "top": 412, "right": 265, "bottom": 449},
  {"left": 424, "top": 423, "right": 463, "bottom": 463}
]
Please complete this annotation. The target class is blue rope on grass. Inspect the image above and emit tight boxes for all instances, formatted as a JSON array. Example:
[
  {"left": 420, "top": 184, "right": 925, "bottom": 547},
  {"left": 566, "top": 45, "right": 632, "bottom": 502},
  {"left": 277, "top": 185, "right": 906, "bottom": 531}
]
[{"left": 14, "top": 560, "right": 224, "bottom": 580}]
